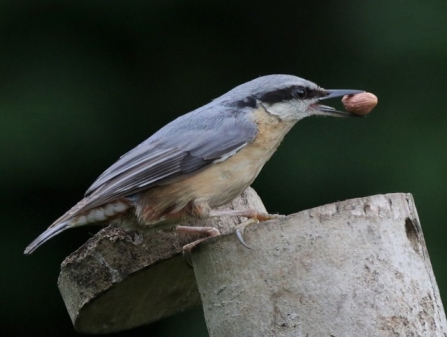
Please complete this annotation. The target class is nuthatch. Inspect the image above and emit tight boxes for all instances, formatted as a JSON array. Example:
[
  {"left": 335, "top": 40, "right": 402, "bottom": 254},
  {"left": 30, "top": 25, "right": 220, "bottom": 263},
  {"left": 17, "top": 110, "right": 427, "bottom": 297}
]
[{"left": 24, "top": 74, "right": 364, "bottom": 254}]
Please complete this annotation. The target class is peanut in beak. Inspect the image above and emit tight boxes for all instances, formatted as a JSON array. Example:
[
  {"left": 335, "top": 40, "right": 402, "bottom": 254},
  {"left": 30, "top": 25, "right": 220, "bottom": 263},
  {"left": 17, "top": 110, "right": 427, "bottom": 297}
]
[{"left": 342, "top": 92, "right": 378, "bottom": 116}]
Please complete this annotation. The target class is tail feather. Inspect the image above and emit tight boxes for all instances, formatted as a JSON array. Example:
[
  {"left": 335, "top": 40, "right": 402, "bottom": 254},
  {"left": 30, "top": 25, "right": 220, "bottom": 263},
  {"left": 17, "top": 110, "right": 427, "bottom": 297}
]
[
  {"left": 24, "top": 198, "right": 132, "bottom": 254},
  {"left": 24, "top": 222, "right": 70, "bottom": 255}
]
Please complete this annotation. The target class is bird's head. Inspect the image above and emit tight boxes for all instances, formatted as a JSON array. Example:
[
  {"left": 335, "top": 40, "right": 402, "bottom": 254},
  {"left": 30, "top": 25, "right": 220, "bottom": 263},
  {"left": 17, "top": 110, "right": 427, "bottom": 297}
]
[{"left": 222, "top": 74, "right": 364, "bottom": 122}]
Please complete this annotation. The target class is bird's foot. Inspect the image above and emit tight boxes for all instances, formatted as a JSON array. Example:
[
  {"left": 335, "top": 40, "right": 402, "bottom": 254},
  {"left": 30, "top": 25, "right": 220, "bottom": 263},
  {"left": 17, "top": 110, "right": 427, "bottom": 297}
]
[
  {"left": 176, "top": 225, "right": 221, "bottom": 266},
  {"left": 231, "top": 212, "right": 285, "bottom": 248},
  {"left": 209, "top": 209, "right": 284, "bottom": 222}
]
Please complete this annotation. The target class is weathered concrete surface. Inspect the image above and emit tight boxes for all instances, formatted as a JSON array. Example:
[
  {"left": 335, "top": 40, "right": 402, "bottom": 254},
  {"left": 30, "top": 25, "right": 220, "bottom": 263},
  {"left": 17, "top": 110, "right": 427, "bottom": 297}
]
[{"left": 193, "top": 193, "right": 447, "bottom": 337}]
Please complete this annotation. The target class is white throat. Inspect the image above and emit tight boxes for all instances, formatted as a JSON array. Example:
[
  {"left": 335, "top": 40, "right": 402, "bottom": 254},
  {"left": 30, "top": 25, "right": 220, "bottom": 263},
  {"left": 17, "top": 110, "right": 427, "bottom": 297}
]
[{"left": 260, "top": 99, "right": 310, "bottom": 122}]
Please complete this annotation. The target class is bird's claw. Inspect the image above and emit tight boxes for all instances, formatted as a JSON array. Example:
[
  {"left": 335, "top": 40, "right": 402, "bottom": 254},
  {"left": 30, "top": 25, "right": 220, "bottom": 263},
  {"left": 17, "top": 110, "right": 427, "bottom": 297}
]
[
  {"left": 235, "top": 218, "right": 259, "bottom": 249},
  {"left": 234, "top": 213, "right": 285, "bottom": 248},
  {"left": 236, "top": 228, "right": 252, "bottom": 249}
]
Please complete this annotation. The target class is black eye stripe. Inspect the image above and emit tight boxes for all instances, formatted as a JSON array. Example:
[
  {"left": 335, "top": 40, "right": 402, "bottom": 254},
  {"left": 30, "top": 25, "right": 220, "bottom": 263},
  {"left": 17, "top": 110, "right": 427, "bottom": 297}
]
[{"left": 258, "top": 86, "right": 317, "bottom": 104}]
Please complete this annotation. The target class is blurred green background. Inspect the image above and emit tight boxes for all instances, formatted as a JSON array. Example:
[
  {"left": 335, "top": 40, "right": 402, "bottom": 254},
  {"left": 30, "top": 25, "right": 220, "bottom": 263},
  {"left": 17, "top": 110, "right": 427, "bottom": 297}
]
[{"left": 2, "top": 0, "right": 447, "bottom": 336}]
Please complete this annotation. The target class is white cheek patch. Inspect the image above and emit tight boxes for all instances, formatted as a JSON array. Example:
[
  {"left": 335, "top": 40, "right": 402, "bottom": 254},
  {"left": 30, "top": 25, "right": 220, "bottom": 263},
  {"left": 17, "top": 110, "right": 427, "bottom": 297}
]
[{"left": 262, "top": 100, "right": 311, "bottom": 121}]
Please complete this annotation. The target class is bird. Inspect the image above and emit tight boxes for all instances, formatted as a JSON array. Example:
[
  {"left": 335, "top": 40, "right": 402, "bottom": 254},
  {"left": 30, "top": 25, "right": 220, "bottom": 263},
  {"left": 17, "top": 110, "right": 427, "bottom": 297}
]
[{"left": 24, "top": 74, "right": 364, "bottom": 255}]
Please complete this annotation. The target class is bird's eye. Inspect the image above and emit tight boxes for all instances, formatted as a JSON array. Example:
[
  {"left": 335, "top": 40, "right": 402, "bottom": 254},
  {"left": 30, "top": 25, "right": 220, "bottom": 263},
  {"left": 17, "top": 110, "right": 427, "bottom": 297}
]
[{"left": 293, "top": 87, "right": 307, "bottom": 99}]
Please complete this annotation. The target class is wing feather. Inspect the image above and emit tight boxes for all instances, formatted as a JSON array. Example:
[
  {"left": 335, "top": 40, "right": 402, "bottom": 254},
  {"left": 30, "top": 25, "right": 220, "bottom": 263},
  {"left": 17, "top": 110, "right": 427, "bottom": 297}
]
[{"left": 76, "top": 103, "right": 258, "bottom": 215}]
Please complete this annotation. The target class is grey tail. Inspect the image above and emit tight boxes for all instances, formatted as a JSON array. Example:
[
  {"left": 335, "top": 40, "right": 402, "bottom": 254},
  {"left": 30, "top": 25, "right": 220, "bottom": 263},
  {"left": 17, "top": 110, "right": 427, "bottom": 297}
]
[{"left": 24, "top": 221, "right": 70, "bottom": 255}]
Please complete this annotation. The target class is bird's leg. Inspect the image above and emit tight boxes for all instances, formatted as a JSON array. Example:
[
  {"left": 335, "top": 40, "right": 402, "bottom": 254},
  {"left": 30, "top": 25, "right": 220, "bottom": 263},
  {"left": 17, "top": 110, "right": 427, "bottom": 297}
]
[
  {"left": 175, "top": 225, "right": 221, "bottom": 265},
  {"left": 175, "top": 225, "right": 221, "bottom": 250},
  {"left": 176, "top": 201, "right": 222, "bottom": 251},
  {"left": 209, "top": 209, "right": 285, "bottom": 248}
]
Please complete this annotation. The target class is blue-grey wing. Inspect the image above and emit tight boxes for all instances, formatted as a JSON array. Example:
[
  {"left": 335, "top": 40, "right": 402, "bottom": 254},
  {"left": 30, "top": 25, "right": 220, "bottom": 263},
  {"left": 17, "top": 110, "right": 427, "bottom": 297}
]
[{"left": 81, "top": 104, "right": 258, "bottom": 211}]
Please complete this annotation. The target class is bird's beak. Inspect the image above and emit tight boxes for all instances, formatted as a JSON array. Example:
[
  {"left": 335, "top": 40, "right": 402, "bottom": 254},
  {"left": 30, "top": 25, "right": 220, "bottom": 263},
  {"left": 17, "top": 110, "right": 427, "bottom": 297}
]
[{"left": 310, "top": 89, "right": 365, "bottom": 117}]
